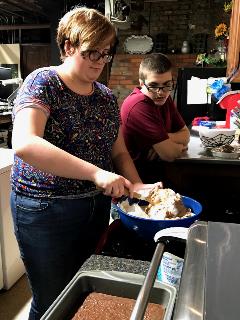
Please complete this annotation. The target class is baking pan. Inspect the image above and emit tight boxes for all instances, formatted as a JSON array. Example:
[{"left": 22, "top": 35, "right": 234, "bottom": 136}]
[{"left": 40, "top": 270, "right": 176, "bottom": 320}]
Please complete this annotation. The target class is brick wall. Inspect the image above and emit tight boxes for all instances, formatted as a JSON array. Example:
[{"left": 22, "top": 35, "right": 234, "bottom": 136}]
[
  {"left": 108, "top": 53, "right": 197, "bottom": 105},
  {"left": 116, "top": 0, "right": 230, "bottom": 54},
  {"left": 108, "top": 0, "right": 230, "bottom": 105}
]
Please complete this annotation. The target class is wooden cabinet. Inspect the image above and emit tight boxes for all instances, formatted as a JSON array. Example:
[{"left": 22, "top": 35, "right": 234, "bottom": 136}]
[
  {"left": 21, "top": 44, "right": 51, "bottom": 79},
  {"left": 162, "top": 161, "right": 240, "bottom": 223}
]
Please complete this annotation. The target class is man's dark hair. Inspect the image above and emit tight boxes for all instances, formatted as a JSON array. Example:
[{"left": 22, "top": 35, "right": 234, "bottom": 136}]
[{"left": 139, "top": 53, "right": 172, "bottom": 81}]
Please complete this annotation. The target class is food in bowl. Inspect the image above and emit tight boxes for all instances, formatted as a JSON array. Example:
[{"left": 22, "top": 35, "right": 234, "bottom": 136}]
[
  {"left": 117, "top": 188, "right": 202, "bottom": 241},
  {"left": 212, "top": 144, "right": 235, "bottom": 153},
  {"left": 211, "top": 144, "right": 240, "bottom": 159},
  {"left": 120, "top": 187, "right": 193, "bottom": 220}
]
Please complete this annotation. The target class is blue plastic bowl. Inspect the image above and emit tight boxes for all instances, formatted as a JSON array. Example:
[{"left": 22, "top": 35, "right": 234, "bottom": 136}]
[{"left": 117, "top": 196, "right": 202, "bottom": 241}]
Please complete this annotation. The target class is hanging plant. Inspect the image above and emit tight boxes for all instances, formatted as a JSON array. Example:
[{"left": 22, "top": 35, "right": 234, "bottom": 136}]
[{"left": 224, "top": 1, "right": 233, "bottom": 14}]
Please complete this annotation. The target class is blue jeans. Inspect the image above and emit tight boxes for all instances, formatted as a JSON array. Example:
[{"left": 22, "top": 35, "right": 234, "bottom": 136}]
[
  {"left": 110, "top": 201, "right": 120, "bottom": 220},
  {"left": 10, "top": 191, "right": 111, "bottom": 320}
]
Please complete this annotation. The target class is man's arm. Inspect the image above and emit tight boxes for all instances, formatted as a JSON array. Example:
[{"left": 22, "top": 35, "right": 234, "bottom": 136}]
[
  {"left": 152, "top": 138, "right": 186, "bottom": 162},
  {"left": 149, "top": 126, "right": 189, "bottom": 162},
  {"left": 167, "top": 125, "right": 190, "bottom": 146}
]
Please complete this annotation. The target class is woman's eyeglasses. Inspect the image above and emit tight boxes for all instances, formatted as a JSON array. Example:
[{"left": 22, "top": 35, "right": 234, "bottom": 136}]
[
  {"left": 144, "top": 81, "right": 175, "bottom": 93},
  {"left": 81, "top": 50, "right": 113, "bottom": 63}
]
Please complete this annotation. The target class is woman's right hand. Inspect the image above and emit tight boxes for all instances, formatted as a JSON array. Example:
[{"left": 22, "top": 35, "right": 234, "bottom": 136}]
[{"left": 93, "top": 169, "right": 133, "bottom": 198}]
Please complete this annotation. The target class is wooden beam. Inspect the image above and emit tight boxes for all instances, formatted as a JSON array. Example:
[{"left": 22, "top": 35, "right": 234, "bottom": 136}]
[
  {"left": 227, "top": 0, "right": 240, "bottom": 82},
  {"left": 144, "top": 0, "right": 177, "bottom": 2},
  {"left": 1, "top": 0, "right": 43, "bottom": 14},
  {"left": 0, "top": 24, "right": 50, "bottom": 31},
  {"left": 0, "top": 0, "right": 47, "bottom": 19}
]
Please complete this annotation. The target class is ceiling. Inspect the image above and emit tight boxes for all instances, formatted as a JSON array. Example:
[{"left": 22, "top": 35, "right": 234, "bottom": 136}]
[
  {"left": 0, "top": 0, "right": 54, "bottom": 24},
  {"left": 0, "top": 0, "right": 105, "bottom": 26},
  {"left": 0, "top": 0, "right": 105, "bottom": 45}
]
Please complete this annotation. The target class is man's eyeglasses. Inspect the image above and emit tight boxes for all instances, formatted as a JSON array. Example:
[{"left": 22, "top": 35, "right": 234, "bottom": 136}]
[
  {"left": 144, "top": 81, "right": 175, "bottom": 93},
  {"left": 81, "top": 50, "right": 113, "bottom": 63}
]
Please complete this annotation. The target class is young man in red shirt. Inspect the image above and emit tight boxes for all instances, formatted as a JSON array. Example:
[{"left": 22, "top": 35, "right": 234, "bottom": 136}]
[{"left": 121, "top": 53, "right": 190, "bottom": 183}]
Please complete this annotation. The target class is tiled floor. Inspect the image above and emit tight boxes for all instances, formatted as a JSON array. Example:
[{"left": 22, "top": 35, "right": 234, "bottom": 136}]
[{"left": 0, "top": 274, "right": 31, "bottom": 320}]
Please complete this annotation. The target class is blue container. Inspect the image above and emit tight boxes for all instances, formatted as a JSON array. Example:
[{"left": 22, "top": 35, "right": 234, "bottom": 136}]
[
  {"left": 199, "top": 121, "right": 216, "bottom": 129},
  {"left": 117, "top": 196, "right": 202, "bottom": 241}
]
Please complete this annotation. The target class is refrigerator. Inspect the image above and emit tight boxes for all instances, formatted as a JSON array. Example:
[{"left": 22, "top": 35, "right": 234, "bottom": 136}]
[{"left": 0, "top": 148, "right": 25, "bottom": 289}]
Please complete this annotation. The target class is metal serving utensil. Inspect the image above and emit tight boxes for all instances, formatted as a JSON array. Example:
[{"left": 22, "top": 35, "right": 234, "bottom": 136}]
[
  {"left": 123, "top": 188, "right": 153, "bottom": 206},
  {"left": 130, "top": 227, "right": 188, "bottom": 320}
]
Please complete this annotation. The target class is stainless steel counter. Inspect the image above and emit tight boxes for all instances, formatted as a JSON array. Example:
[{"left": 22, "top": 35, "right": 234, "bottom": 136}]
[{"left": 174, "top": 221, "right": 240, "bottom": 320}]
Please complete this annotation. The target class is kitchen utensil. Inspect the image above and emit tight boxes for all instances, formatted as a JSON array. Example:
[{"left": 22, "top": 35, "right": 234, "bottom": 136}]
[
  {"left": 122, "top": 188, "right": 152, "bottom": 206},
  {"left": 130, "top": 227, "right": 188, "bottom": 320},
  {"left": 40, "top": 270, "right": 176, "bottom": 320}
]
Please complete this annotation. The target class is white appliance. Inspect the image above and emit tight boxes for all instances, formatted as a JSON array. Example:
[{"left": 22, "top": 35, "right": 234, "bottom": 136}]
[{"left": 0, "top": 148, "right": 25, "bottom": 289}]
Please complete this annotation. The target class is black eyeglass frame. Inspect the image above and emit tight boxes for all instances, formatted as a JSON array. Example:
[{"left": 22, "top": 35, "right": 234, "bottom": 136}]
[
  {"left": 81, "top": 49, "right": 113, "bottom": 63},
  {"left": 144, "top": 79, "right": 175, "bottom": 93}
]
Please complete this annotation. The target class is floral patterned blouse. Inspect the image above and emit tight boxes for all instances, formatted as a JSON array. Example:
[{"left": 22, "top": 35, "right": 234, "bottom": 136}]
[{"left": 11, "top": 67, "right": 120, "bottom": 198}]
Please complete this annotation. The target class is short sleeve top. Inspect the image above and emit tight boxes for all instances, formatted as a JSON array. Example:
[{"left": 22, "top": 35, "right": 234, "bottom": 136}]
[
  {"left": 121, "top": 87, "right": 186, "bottom": 161},
  {"left": 11, "top": 67, "right": 120, "bottom": 198}
]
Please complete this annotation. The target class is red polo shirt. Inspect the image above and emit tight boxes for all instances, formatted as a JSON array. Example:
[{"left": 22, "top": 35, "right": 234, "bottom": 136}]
[{"left": 121, "top": 87, "right": 186, "bottom": 162}]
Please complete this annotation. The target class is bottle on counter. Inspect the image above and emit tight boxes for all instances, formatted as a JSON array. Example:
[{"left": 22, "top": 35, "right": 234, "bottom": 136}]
[
  {"left": 157, "top": 252, "right": 184, "bottom": 291},
  {"left": 230, "top": 111, "right": 238, "bottom": 130},
  {"left": 181, "top": 41, "right": 190, "bottom": 54},
  {"left": 230, "top": 106, "right": 240, "bottom": 142}
]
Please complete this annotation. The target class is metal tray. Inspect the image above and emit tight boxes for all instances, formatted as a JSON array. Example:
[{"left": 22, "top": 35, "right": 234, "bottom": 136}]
[{"left": 40, "top": 270, "right": 176, "bottom": 320}]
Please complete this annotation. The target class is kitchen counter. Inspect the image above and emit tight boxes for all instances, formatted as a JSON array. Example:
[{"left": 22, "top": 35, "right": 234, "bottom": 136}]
[
  {"left": 162, "top": 134, "right": 240, "bottom": 223},
  {"left": 79, "top": 254, "right": 150, "bottom": 276},
  {"left": 177, "top": 134, "right": 240, "bottom": 164}
]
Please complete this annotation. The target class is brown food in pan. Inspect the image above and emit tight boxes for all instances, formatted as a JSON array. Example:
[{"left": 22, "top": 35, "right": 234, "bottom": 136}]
[{"left": 71, "top": 292, "right": 165, "bottom": 320}]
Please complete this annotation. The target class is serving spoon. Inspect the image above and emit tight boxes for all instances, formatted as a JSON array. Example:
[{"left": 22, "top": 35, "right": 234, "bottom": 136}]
[{"left": 123, "top": 188, "right": 153, "bottom": 206}]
